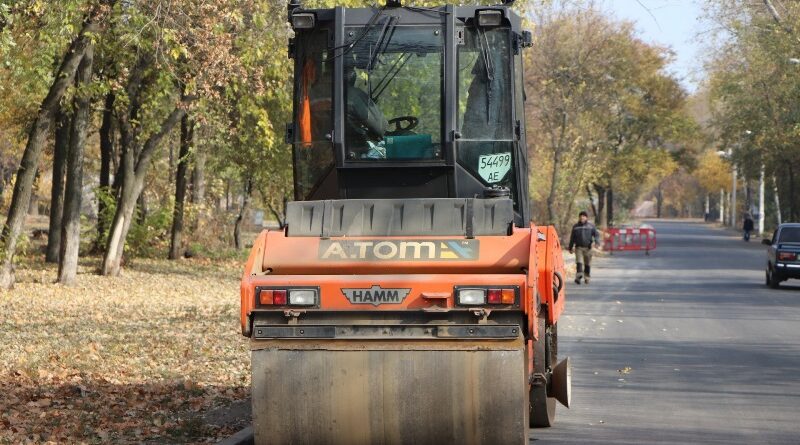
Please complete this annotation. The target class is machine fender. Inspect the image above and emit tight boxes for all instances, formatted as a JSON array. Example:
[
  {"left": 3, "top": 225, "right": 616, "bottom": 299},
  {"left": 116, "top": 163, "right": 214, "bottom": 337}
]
[
  {"left": 527, "top": 223, "right": 540, "bottom": 340},
  {"left": 241, "top": 230, "right": 269, "bottom": 336},
  {"left": 536, "top": 225, "right": 566, "bottom": 325}
]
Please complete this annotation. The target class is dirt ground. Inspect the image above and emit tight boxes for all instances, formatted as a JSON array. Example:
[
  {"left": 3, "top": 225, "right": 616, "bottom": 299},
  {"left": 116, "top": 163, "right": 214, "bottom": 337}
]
[{"left": 0, "top": 254, "right": 251, "bottom": 444}]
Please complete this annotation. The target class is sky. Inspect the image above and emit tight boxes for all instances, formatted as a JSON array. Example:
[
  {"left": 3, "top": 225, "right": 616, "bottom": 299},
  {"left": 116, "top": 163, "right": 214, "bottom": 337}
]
[{"left": 603, "top": 0, "right": 707, "bottom": 93}]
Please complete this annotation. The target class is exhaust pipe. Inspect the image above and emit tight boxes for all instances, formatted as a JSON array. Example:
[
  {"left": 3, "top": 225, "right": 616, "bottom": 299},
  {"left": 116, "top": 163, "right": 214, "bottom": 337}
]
[{"left": 551, "top": 357, "right": 572, "bottom": 408}]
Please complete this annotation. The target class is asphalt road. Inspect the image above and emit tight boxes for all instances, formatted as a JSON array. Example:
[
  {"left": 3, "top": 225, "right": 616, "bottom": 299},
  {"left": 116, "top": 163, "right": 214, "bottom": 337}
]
[{"left": 533, "top": 219, "right": 800, "bottom": 444}]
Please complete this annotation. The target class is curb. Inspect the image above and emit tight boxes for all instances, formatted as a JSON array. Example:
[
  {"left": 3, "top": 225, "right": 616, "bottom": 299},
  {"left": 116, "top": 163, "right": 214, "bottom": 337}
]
[{"left": 217, "top": 426, "right": 254, "bottom": 445}]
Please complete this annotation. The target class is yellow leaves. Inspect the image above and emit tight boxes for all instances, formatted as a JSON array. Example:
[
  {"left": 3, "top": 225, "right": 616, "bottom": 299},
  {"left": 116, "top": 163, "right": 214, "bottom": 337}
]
[
  {"left": 0, "top": 257, "right": 249, "bottom": 443},
  {"left": 695, "top": 150, "right": 732, "bottom": 192},
  {"left": 170, "top": 46, "right": 186, "bottom": 61},
  {"left": 31, "top": 398, "right": 51, "bottom": 407}
]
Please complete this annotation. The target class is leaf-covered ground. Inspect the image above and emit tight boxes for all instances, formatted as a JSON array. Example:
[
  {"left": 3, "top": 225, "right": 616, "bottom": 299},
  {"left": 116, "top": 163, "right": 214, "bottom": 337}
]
[{"left": 0, "top": 256, "right": 250, "bottom": 444}]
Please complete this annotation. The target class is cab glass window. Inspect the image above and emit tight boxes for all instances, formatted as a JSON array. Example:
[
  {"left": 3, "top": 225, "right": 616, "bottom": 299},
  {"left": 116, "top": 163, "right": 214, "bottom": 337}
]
[
  {"left": 343, "top": 24, "right": 444, "bottom": 161},
  {"left": 293, "top": 28, "right": 334, "bottom": 200},
  {"left": 457, "top": 26, "right": 516, "bottom": 200}
]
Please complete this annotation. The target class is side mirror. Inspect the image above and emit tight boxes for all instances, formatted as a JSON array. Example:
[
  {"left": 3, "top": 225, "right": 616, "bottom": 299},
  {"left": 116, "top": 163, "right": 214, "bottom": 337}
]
[
  {"left": 762, "top": 239, "right": 772, "bottom": 246},
  {"left": 521, "top": 30, "right": 533, "bottom": 48}
]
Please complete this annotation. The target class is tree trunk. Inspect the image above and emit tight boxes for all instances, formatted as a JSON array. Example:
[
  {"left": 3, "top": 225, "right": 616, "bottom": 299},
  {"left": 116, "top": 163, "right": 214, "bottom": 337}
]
[
  {"left": 191, "top": 147, "right": 205, "bottom": 204},
  {"left": 656, "top": 183, "right": 663, "bottom": 219},
  {"left": 189, "top": 144, "right": 205, "bottom": 232},
  {"left": 225, "top": 179, "right": 232, "bottom": 212},
  {"left": 606, "top": 185, "right": 614, "bottom": 227},
  {"left": 111, "top": 142, "right": 124, "bottom": 198},
  {"left": 28, "top": 181, "right": 39, "bottom": 216},
  {"left": 744, "top": 179, "right": 752, "bottom": 216},
  {"left": 169, "top": 114, "right": 193, "bottom": 259},
  {"left": 586, "top": 185, "right": 597, "bottom": 222},
  {"left": 789, "top": 164, "right": 796, "bottom": 221},
  {"left": 234, "top": 179, "right": 252, "bottom": 249},
  {"left": 45, "top": 109, "right": 70, "bottom": 263},
  {"left": 546, "top": 148, "right": 563, "bottom": 225},
  {"left": 267, "top": 196, "right": 289, "bottom": 229},
  {"left": 561, "top": 194, "right": 577, "bottom": 237},
  {"left": 58, "top": 46, "right": 94, "bottom": 285},
  {"left": 773, "top": 175, "right": 782, "bottom": 225},
  {"left": 136, "top": 191, "right": 148, "bottom": 225},
  {"left": 593, "top": 183, "right": 605, "bottom": 227},
  {"left": 0, "top": 15, "right": 98, "bottom": 289},
  {"left": 101, "top": 107, "right": 186, "bottom": 276},
  {"left": 97, "top": 92, "right": 115, "bottom": 248}
]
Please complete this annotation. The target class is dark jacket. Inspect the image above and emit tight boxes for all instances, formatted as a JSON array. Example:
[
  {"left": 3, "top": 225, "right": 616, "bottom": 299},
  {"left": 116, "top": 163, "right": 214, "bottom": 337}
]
[
  {"left": 569, "top": 221, "right": 600, "bottom": 250},
  {"left": 743, "top": 218, "right": 754, "bottom": 231}
]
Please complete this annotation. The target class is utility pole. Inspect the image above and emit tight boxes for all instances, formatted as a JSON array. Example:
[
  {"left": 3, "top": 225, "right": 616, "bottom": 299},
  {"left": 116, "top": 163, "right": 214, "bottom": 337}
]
[
  {"left": 720, "top": 188, "right": 725, "bottom": 224},
  {"left": 758, "top": 164, "right": 765, "bottom": 236}
]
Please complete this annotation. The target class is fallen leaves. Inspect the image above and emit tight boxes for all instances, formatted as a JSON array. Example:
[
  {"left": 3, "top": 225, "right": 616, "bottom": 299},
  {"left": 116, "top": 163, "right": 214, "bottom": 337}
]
[{"left": 0, "top": 256, "right": 250, "bottom": 444}]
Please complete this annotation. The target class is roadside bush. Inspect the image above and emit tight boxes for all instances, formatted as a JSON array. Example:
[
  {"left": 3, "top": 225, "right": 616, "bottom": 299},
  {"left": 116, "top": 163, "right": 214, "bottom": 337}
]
[{"left": 126, "top": 204, "right": 173, "bottom": 259}]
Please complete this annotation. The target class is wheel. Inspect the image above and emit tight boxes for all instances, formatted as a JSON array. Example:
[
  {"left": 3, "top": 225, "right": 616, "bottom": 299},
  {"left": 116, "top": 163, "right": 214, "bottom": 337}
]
[
  {"left": 768, "top": 266, "right": 781, "bottom": 289},
  {"left": 530, "top": 314, "right": 557, "bottom": 428}
]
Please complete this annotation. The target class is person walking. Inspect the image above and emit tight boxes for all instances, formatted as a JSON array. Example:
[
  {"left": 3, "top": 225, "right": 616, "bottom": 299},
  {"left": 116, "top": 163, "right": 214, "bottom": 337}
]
[
  {"left": 743, "top": 213, "right": 754, "bottom": 242},
  {"left": 568, "top": 211, "right": 600, "bottom": 285}
]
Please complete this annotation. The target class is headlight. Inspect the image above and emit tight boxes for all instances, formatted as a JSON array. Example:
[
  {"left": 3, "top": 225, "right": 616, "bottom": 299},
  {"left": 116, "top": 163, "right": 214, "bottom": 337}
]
[
  {"left": 291, "top": 13, "right": 315, "bottom": 30},
  {"left": 476, "top": 10, "right": 503, "bottom": 27}
]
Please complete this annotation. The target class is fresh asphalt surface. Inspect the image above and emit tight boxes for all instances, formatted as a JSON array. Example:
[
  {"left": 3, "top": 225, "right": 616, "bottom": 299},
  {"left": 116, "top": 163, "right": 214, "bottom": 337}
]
[{"left": 533, "top": 219, "right": 800, "bottom": 444}]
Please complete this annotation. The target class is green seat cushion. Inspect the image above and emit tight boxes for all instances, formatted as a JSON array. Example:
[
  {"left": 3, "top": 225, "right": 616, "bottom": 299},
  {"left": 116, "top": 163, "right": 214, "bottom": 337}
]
[{"left": 385, "top": 134, "right": 433, "bottom": 159}]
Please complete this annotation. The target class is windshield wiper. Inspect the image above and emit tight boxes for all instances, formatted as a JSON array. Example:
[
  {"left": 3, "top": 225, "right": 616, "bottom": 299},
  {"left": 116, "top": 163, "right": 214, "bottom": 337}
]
[
  {"left": 366, "top": 16, "right": 397, "bottom": 99},
  {"left": 372, "top": 52, "right": 411, "bottom": 101},
  {"left": 477, "top": 27, "right": 495, "bottom": 123},
  {"left": 367, "top": 16, "right": 397, "bottom": 73},
  {"left": 328, "top": 6, "right": 386, "bottom": 60}
]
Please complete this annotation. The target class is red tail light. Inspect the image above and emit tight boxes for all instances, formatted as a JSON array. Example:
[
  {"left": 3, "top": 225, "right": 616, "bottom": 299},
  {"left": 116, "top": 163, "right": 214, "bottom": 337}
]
[
  {"left": 273, "top": 289, "right": 287, "bottom": 305},
  {"left": 778, "top": 252, "right": 797, "bottom": 261},
  {"left": 487, "top": 289, "right": 502, "bottom": 304}
]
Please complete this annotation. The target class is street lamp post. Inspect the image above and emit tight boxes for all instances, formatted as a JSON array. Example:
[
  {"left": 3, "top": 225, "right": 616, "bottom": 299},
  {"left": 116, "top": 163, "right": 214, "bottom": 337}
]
[{"left": 719, "top": 188, "right": 725, "bottom": 224}]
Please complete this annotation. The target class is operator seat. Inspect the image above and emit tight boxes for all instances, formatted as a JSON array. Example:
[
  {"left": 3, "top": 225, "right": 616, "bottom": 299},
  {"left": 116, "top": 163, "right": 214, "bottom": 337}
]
[{"left": 345, "top": 69, "right": 388, "bottom": 155}]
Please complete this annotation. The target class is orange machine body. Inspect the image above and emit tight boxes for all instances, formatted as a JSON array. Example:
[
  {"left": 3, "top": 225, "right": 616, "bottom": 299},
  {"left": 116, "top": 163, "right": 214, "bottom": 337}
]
[{"left": 240, "top": 224, "right": 566, "bottom": 344}]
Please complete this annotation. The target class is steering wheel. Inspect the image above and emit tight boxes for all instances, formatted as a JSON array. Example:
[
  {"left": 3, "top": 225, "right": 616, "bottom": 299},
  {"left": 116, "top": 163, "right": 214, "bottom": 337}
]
[{"left": 387, "top": 116, "right": 419, "bottom": 134}]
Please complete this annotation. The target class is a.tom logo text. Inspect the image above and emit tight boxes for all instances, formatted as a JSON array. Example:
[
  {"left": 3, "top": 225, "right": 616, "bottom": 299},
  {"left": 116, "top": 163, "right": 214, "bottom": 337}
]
[{"left": 319, "top": 239, "right": 479, "bottom": 261}]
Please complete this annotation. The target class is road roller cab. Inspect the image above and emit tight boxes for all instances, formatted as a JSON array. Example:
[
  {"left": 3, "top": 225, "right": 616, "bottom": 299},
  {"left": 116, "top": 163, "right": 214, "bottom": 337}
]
[{"left": 240, "top": 2, "right": 570, "bottom": 443}]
